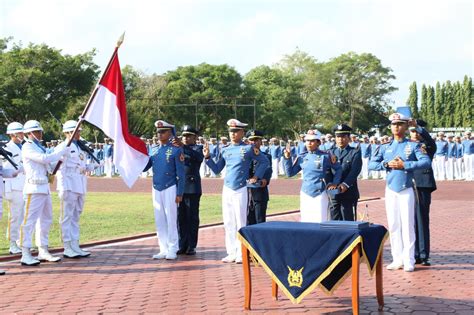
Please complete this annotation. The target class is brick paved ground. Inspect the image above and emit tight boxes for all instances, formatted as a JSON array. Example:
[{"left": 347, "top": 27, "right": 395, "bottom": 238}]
[{"left": 0, "top": 179, "right": 473, "bottom": 314}]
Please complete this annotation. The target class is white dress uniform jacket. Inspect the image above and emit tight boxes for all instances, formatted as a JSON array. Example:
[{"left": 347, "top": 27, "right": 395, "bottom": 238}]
[
  {"left": 22, "top": 139, "right": 68, "bottom": 195},
  {"left": 3, "top": 140, "right": 25, "bottom": 193},
  {"left": 55, "top": 141, "right": 96, "bottom": 194}
]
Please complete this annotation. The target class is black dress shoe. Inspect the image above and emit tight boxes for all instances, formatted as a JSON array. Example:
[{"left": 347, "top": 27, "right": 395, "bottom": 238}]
[
  {"left": 415, "top": 258, "right": 423, "bottom": 264},
  {"left": 186, "top": 248, "right": 196, "bottom": 255},
  {"left": 176, "top": 249, "right": 186, "bottom": 255},
  {"left": 421, "top": 259, "right": 431, "bottom": 266},
  {"left": 0, "top": 270, "right": 5, "bottom": 276}
]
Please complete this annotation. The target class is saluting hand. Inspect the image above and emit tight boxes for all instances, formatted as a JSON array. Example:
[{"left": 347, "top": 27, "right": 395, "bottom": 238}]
[
  {"left": 283, "top": 149, "right": 291, "bottom": 159},
  {"left": 203, "top": 141, "right": 210, "bottom": 158}
]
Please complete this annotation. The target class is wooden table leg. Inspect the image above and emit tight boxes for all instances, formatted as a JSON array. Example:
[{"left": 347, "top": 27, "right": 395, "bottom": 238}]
[
  {"left": 352, "top": 244, "right": 360, "bottom": 315},
  {"left": 376, "top": 253, "right": 384, "bottom": 310},
  {"left": 272, "top": 280, "right": 278, "bottom": 300},
  {"left": 242, "top": 244, "right": 252, "bottom": 310}
]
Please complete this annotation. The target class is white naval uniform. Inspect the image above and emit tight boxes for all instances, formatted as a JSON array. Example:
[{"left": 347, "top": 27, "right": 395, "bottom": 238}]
[
  {"left": 55, "top": 141, "right": 97, "bottom": 243},
  {"left": 3, "top": 141, "right": 26, "bottom": 244},
  {"left": 20, "top": 140, "right": 68, "bottom": 248}
]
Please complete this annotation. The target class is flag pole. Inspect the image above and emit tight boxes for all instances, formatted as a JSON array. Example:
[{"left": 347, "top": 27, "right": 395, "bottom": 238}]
[{"left": 52, "top": 32, "right": 125, "bottom": 175}]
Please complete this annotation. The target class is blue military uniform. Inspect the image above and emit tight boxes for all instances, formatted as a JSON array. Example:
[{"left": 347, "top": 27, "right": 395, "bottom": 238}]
[
  {"left": 434, "top": 136, "right": 448, "bottom": 180},
  {"left": 369, "top": 112, "right": 431, "bottom": 271},
  {"left": 143, "top": 120, "right": 185, "bottom": 260},
  {"left": 206, "top": 119, "right": 270, "bottom": 263},
  {"left": 177, "top": 125, "right": 204, "bottom": 255},
  {"left": 269, "top": 141, "right": 282, "bottom": 179},
  {"left": 327, "top": 124, "right": 362, "bottom": 221},
  {"left": 410, "top": 125, "right": 436, "bottom": 266},
  {"left": 245, "top": 130, "right": 273, "bottom": 225},
  {"left": 284, "top": 129, "right": 342, "bottom": 223}
]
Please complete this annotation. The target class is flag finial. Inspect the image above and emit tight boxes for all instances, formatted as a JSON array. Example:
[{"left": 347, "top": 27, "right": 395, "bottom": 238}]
[{"left": 117, "top": 32, "right": 125, "bottom": 48}]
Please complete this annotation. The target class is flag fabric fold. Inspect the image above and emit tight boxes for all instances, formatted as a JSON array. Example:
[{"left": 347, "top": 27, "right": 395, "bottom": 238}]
[{"left": 84, "top": 51, "right": 148, "bottom": 188}]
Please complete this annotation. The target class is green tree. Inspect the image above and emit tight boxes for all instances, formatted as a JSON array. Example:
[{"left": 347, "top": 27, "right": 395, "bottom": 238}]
[
  {"left": 453, "top": 81, "right": 463, "bottom": 127},
  {"left": 462, "top": 75, "right": 473, "bottom": 127},
  {"left": 444, "top": 81, "right": 454, "bottom": 127},
  {"left": 0, "top": 38, "right": 99, "bottom": 138},
  {"left": 160, "top": 63, "right": 245, "bottom": 136},
  {"left": 434, "top": 82, "right": 444, "bottom": 127},
  {"left": 426, "top": 86, "right": 435, "bottom": 127},
  {"left": 243, "top": 65, "right": 307, "bottom": 137},
  {"left": 310, "top": 52, "right": 397, "bottom": 132},
  {"left": 407, "top": 81, "right": 419, "bottom": 119},
  {"left": 420, "top": 84, "right": 428, "bottom": 120}
]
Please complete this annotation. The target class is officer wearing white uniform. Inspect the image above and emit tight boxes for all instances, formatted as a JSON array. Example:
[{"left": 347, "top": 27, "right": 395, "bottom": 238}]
[
  {"left": 369, "top": 113, "right": 430, "bottom": 272},
  {"left": 20, "top": 120, "right": 70, "bottom": 266},
  {"left": 0, "top": 149, "right": 21, "bottom": 275},
  {"left": 56, "top": 120, "right": 99, "bottom": 258},
  {"left": 283, "top": 130, "right": 342, "bottom": 223},
  {"left": 462, "top": 131, "right": 473, "bottom": 180},
  {"left": 143, "top": 120, "right": 185, "bottom": 260},
  {"left": 3, "top": 122, "right": 26, "bottom": 254},
  {"left": 204, "top": 119, "right": 269, "bottom": 264}
]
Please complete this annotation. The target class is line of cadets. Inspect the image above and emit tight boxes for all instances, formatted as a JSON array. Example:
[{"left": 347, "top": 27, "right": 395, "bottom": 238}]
[{"left": 1, "top": 115, "right": 473, "bottom": 275}]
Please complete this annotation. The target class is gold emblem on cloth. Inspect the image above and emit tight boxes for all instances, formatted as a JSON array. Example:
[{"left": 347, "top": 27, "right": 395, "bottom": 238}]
[{"left": 287, "top": 266, "right": 304, "bottom": 288}]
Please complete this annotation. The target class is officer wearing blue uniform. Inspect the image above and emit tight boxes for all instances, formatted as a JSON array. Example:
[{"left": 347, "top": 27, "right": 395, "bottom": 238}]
[
  {"left": 409, "top": 119, "right": 436, "bottom": 267},
  {"left": 454, "top": 135, "right": 464, "bottom": 179},
  {"left": 359, "top": 136, "right": 372, "bottom": 179},
  {"left": 176, "top": 125, "right": 204, "bottom": 256},
  {"left": 296, "top": 134, "right": 307, "bottom": 155},
  {"left": 327, "top": 124, "right": 362, "bottom": 221},
  {"left": 283, "top": 129, "right": 342, "bottom": 223},
  {"left": 462, "top": 131, "right": 473, "bottom": 180},
  {"left": 434, "top": 132, "right": 448, "bottom": 180},
  {"left": 204, "top": 119, "right": 269, "bottom": 264},
  {"left": 269, "top": 138, "right": 282, "bottom": 179},
  {"left": 143, "top": 120, "right": 185, "bottom": 260},
  {"left": 260, "top": 139, "right": 269, "bottom": 154},
  {"left": 369, "top": 112, "right": 431, "bottom": 272},
  {"left": 246, "top": 130, "right": 273, "bottom": 225}
]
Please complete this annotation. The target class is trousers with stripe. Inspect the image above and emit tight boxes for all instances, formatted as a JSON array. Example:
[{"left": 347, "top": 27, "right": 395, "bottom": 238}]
[
  {"left": 20, "top": 194, "right": 53, "bottom": 248},
  {"left": 4, "top": 191, "right": 24, "bottom": 243},
  {"left": 59, "top": 191, "right": 85, "bottom": 242}
]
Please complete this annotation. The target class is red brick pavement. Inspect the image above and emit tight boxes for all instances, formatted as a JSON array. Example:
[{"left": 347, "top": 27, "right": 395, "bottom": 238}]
[{"left": 0, "top": 180, "right": 473, "bottom": 314}]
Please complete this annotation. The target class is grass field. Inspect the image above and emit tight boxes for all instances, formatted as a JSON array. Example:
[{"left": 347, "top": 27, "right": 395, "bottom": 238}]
[{"left": 0, "top": 192, "right": 298, "bottom": 256}]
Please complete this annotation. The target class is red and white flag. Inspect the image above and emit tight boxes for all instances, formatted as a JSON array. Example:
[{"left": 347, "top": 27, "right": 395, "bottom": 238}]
[{"left": 84, "top": 52, "right": 148, "bottom": 188}]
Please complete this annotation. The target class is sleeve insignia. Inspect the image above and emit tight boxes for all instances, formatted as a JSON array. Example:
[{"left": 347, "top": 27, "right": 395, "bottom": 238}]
[
  {"left": 330, "top": 154, "right": 337, "bottom": 164},
  {"left": 179, "top": 153, "right": 185, "bottom": 162}
]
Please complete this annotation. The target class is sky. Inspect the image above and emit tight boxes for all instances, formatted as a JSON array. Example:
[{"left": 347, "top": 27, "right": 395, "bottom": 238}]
[{"left": 1, "top": 0, "right": 472, "bottom": 108}]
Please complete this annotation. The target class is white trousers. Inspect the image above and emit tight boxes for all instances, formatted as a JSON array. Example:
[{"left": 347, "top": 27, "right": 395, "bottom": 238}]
[
  {"left": 20, "top": 194, "right": 53, "bottom": 248},
  {"left": 222, "top": 186, "right": 248, "bottom": 258},
  {"left": 4, "top": 191, "right": 24, "bottom": 242},
  {"left": 199, "top": 160, "right": 207, "bottom": 178},
  {"left": 361, "top": 157, "right": 369, "bottom": 179},
  {"left": 278, "top": 158, "right": 285, "bottom": 175},
  {"left": 446, "top": 158, "right": 455, "bottom": 180},
  {"left": 300, "top": 191, "right": 329, "bottom": 223},
  {"left": 105, "top": 158, "right": 114, "bottom": 177},
  {"left": 385, "top": 187, "right": 416, "bottom": 268},
  {"left": 153, "top": 186, "right": 178, "bottom": 254},
  {"left": 465, "top": 155, "right": 473, "bottom": 180},
  {"left": 434, "top": 156, "right": 446, "bottom": 180},
  {"left": 454, "top": 158, "right": 464, "bottom": 180},
  {"left": 271, "top": 158, "right": 280, "bottom": 179},
  {"left": 59, "top": 191, "right": 85, "bottom": 242}
]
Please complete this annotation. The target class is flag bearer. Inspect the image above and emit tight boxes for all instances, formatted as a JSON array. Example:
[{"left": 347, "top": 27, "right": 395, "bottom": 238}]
[
  {"left": 55, "top": 120, "right": 100, "bottom": 258},
  {"left": 20, "top": 120, "right": 70, "bottom": 266}
]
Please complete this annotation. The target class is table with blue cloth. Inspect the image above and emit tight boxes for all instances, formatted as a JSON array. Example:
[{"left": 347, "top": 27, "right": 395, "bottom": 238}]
[{"left": 238, "top": 221, "right": 388, "bottom": 313}]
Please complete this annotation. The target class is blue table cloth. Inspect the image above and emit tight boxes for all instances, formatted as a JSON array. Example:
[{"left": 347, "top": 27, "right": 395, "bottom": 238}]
[{"left": 238, "top": 221, "right": 388, "bottom": 304}]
